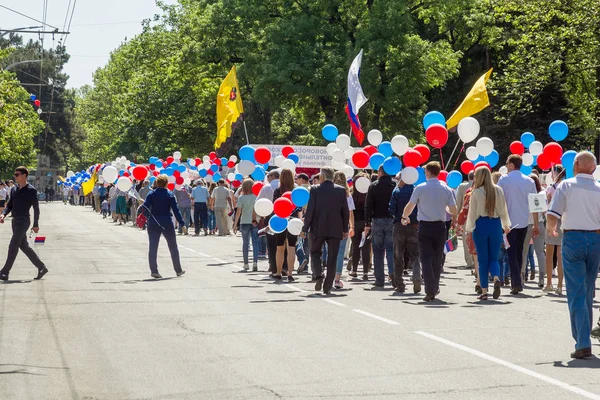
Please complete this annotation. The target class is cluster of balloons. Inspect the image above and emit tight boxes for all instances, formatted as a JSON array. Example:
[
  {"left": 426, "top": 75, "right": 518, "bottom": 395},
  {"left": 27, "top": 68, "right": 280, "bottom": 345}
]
[
  {"left": 29, "top": 94, "right": 42, "bottom": 115},
  {"left": 253, "top": 186, "right": 310, "bottom": 234}
]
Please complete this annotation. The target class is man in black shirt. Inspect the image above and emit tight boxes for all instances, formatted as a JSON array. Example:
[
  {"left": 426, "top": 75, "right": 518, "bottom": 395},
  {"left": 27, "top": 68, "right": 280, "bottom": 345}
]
[{"left": 0, "top": 166, "right": 49, "bottom": 281}]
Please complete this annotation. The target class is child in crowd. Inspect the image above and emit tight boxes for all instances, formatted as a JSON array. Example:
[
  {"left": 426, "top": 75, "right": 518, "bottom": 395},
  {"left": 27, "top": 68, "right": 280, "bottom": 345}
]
[{"left": 101, "top": 199, "right": 110, "bottom": 219}]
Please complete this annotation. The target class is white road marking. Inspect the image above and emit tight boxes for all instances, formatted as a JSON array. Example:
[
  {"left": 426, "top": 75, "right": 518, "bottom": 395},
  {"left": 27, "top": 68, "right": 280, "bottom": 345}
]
[
  {"left": 212, "top": 258, "right": 228, "bottom": 263},
  {"left": 322, "top": 298, "right": 345, "bottom": 307},
  {"left": 415, "top": 331, "right": 600, "bottom": 400},
  {"left": 353, "top": 309, "right": 400, "bottom": 325},
  {"left": 286, "top": 284, "right": 308, "bottom": 293}
]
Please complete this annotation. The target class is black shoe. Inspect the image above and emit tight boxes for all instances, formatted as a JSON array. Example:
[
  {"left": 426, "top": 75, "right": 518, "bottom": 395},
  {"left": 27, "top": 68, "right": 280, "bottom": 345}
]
[
  {"left": 372, "top": 282, "right": 384, "bottom": 288},
  {"left": 315, "top": 277, "right": 324, "bottom": 291},
  {"left": 475, "top": 285, "right": 482, "bottom": 295},
  {"left": 510, "top": 287, "right": 519, "bottom": 295},
  {"left": 504, "top": 276, "right": 510, "bottom": 286},
  {"left": 177, "top": 270, "right": 186, "bottom": 277},
  {"left": 424, "top": 294, "right": 435, "bottom": 302},
  {"left": 493, "top": 280, "right": 501, "bottom": 299},
  {"left": 349, "top": 271, "right": 358, "bottom": 278},
  {"left": 0, "top": 273, "right": 8, "bottom": 281},
  {"left": 34, "top": 267, "right": 48, "bottom": 280},
  {"left": 287, "top": 275, "right": 295, "bottom": 282},
  {"left": 273, "top": 274, "right": 282, "bottom": 281},
  {"left": 395, "top": 285, "right": 405, "bottom": 293},
  {"left": 413, "top": 281, "right": 421, "bottom": 294},
  {"left": 570, "top": 348, "right": 592, "bottom": 359},
  {"left": 362, "top": 274, "right": 369, "bottom": 281},
  {"left": 518, "top": 286, "right": 523, "bottom": 293}
]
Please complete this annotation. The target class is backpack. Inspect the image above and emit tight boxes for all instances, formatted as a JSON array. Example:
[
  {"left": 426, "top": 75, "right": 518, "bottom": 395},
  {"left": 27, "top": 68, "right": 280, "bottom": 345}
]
[{"left": 457, "top": 188, "right": 472, "bottom": 226}]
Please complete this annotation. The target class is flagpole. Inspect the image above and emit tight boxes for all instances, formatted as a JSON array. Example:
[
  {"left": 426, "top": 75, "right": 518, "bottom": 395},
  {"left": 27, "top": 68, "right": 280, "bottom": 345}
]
[
  {"left": 447, "top": 137, "right": 462, "bottom": 169},
  {"left": 242, "top": 119, "right": 250, "bottom": 145}
]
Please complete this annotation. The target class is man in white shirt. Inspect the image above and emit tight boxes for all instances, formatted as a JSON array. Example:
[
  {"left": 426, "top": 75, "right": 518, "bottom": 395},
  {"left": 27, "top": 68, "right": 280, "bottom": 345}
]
[{"left": 547, "top": 152, "right": 600, "bottom": 359}]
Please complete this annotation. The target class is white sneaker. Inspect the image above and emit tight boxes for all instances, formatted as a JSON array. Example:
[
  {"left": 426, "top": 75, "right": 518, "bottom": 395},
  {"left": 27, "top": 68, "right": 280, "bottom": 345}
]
[
  {"left": 555, "top": 287, "right": 563, "bottom": 296},
  {"left": 542, "top": 285, "right": 554, "bottom": 293},
  {"left": 334, "top": 280, "right": 344, "bottom": 289},
  {"left": 243, "top": 264, "right": 250, "bottom": 271}
]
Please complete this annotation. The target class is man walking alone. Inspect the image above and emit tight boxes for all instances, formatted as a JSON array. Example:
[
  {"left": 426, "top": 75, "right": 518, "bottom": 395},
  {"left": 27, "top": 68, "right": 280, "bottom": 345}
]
[{"left": 0, "top": 167, "right": 49, "bottom": 281}]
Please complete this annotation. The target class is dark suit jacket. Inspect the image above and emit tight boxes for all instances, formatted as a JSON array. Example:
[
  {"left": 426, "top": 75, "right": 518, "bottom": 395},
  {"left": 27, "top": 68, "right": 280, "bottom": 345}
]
[{"left": 302, "top": 180, "right": 349, "bottom": 239}]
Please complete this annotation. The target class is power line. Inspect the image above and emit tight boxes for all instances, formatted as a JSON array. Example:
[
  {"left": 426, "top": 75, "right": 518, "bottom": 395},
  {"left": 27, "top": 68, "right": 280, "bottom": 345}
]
[
  {"left": 62, "top": 0, "right": 77, "bottom": 47},
  {"left": 0, "top": 4, "right": 59, "bottom": 29}
]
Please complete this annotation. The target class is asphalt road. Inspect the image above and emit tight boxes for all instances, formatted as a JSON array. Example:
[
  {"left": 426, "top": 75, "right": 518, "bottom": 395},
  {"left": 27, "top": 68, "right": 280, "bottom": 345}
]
[{"left": 0, "top": 202, "right": 599, "bottom": 400}]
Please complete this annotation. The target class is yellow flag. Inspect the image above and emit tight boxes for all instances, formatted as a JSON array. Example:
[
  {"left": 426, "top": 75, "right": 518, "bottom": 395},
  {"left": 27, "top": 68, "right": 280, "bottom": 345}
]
[
  {"left": 81, "top": 172, "right": 97, "bottom": 196},
  {"left": 446, "top": 68, "right": 493, "bottom": 130},
  {"left": 215, "top": 66, "right": 244, "bottom": 150}
]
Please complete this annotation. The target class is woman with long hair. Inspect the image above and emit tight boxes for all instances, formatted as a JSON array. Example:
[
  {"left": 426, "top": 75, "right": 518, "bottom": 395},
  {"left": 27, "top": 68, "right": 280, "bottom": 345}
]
[
  {"left": 349, "top": 173, "right": 371, "bottom": 280},
  {"left": 333, "top": 171, "right": 355, "bottom": 288},
  {"left": 543, "top": 165, "right": 565, "bottom": 295},
  {"left": 465, "top": 167, "right": 511, "bottom": 300},
  {"left": 207, "top": 182, "right": 217, "bottom": 235},
  {"left": 273, "top": 169, "right": 300, "bottom": 282},
  {"left": 529, "top": 174, "right": 546, "bottom": 288},
  {"left": 233, "top": 179, "right": 259, "bottom": 271}
]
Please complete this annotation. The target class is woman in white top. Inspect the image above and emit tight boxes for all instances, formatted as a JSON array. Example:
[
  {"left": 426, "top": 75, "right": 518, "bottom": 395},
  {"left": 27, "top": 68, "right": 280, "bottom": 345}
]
[
  {"left": 0, "top": 182, "right": 7, "bottom": 214},
  {"left": 333, "top": 171, "right": 355, "bottom": 289},
  {"left": 543, "top": 165, "right": 565, "bottom": 295},
  {"left": 465, "top": 167, "right": 511, "bottom": 300}
]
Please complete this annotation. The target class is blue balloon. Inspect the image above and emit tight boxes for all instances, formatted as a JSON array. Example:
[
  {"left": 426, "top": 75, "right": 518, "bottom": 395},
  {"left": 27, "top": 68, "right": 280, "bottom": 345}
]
[
  {"left": 251, "top": 167, "right": 266, "bottom": 181},
  {"left": 423, "top": 111, "right": 446, "bottom": 130},
  {"left": 322, "top": 124, "right": 338, "bottom": 141},
  {"left": 154, "top": 160, "right": 163, "bottom": 167},
  {"left": 369, "top": 153, "right": 385, "bottom": 170},
  {"left": 291, "top": 187, "right": 310, "bottom": 207},
  {"left": 382, "top": 156, "right": 402, "bottom": 176},
  {"left": 190, "top": 165, "right": 198, "bottom": 171},
  {"left": 177, "top": 165, "right": 187, "bottom": 173},
  {"left": 220, "top": 157, "right": 228, "bottom": 166},
  {"left": 484, "top": 150, "right": 500, "bottom": 168},
  {"left": 235, "top": 173, "right": 244, "bottom": 181},
  {"left": 210, "top": 164, "right": 219, "bottom": 173},
  {"left": 260, "top": 163, "right": 269, "bottom": 170},
  {"left": 415, "top": 167, "right": 427, "bottom": 185},
  {"left": 119, "top": 169, "right": 125, "bottom": 176},
  {"left": 287, "top": 153, "right": 300, "bottom": 164},
  {"left": 30, "top": 94, "right": 36, "bottom": 101},
  {"left": 521, "top": 132, "right": 535, "bottom": 148},
  {"left": 520, "top": 165, "right": 533, "bottom": 175},
  {"left": 561, "top": 150, "right": 577, "bottom": 178},
  {"left": 149, "top": 157, "right": 158, "bottom": 163},
  {"left": 269, "top": 216, "right": 288, "bottom": 233},
  {"left": 149, "top": 176, "right": 156, "bottom": 183},
  {"left": 532, "top": 155, "right": 538, "bottom": 167},
  {"left": 378, "top": 141, "right": 393, "bottom": 158},
  {"left": 549, "top": 120, "right": 568, "bottom": 142},
  {"left": 199, "top": 169, "right": 208, "bottom": 178},
  {"left": 446, "top": 170, "right": 463, "bottom": 189},
  {"left": 239, "top": 145, "right": 256, "bottom": 161},
  {"left": 213, "top": 172, "right": 222, "bottom": 182},
  {"left": 164, "top": 167, "right": 174, "bottom": 176}
]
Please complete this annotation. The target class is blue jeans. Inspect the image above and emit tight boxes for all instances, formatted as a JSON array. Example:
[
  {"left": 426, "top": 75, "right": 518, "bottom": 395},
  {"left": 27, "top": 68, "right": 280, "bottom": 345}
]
[
  {"left": 207, "top": 209, "right": 216, "bottom": 231},
  {"left": 179, "top": 206, "right": 191, "bottom": 232},
  {"left": 336, "top": 237, "right": 348, "bottom": 274},
  {"left": 296, "top": 233, "right": 310, "bottom": 266},
  {"left": 472, "top": 217, "right": 502, "bottom": 289},
  {"left": 259, "top": 235, "right": 267, "bottom": 255},
  {"left": 525, "top": 244, "right": 535, "bottom": 274},
  {"left": 241, "top": 224, "right": 259, "bottom": 264},
  {"left": 372, "top": 218, "right": 394, "bottom": 285},
  {"left": 562, "top": 231, "right": 600, "bottom": 350},
  {"left": 498, "top": 247, "right": 510, "bottom": 280}
]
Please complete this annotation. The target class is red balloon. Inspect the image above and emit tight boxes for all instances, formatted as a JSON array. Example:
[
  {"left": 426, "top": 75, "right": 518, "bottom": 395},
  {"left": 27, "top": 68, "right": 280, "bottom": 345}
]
[
  {"left": 227, "top": 160, "right": 235, "bottom": 168},
  {"left": 232, "top": 180, "right": 241, "bottom": 188},
  {"left": 132, "top": 165, "right": 148, "bottom": 181},
  {"left": 352, "top": 151, "right": 370, "bottom": 169},
  {"left": 425, "top": 124, "right": 448, "bottom": 148},
  {"left": 207, "top": 169, "right": 214, "bottom": 176},
  {"left": 175, "top": 176, "right": 184, "bottom": 185},
  {"left": 166, "top": 156, "right": 174, "bottom": 164},
  {"left": 460, "top": 160, "right": 474, "bottom": 174},
  {"left": 209, "top": 152, "right": 217, "bottom": 160},
  {"left": 282, "top": 146, "right": 294, "bottom": 158},
  {"left": 509, "top": 141, "right": 525, "bottom": 155},
  {"left": 536, "top": 152, "right": 552, "bottom": 170},
  {"left": 363, "top": 145, "right": 377, "bottom": 156},
  {"left": 173, "top": 170, "right": 181, "bottom": 178},
  {"left": 474, "top": 161, "right": 491, "bottom": 171},
  {"left": 167, "top": 182, "right": 175, "bottom": 191},
  {"left": 438, "top": 170, "right": 448, "bottom": 182},
  {"left": 34, "top": 99, "right": 41, "bottom": 107},
  {"left": 162, "top": 161, "right": 168, "bottom": 168},
  {"left": 544, "top": 142, "right": 563, "bottom": 163},
  {"left": 413, "top": 145, "right": 430, "bottom": 163},
  {"left": 252, "top": 182, "right": 264, "bottom": 196},
  {"left": 152, "top": 171, "right": 159, "bottom": 177},
  {"left": 149, "top": 163, "right": 156, "bottom": 171},
  {"left": 123, "top": 171, "right": 130, "bottom": 177},
  {"left": 273, "top": 197, "right": 295, "bottom": 218},
  {"left": 214, "top": 158, "right": 222, "bottom": 166},
  {"left": 403, "top": 149, "right": 422, "bottom": 168},
  {"left": 195, "top": 157, "right": 202, "bottom": 166},
  {"left": 254, "top": 147, "right": 272, "bottom": 164},
  {"left": 282, "top": 191, "right": 292, "bottom": 201}
]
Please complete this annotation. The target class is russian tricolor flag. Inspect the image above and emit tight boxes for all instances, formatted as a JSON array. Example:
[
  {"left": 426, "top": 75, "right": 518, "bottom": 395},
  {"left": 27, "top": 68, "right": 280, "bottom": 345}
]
[
  {"left": 34, "top": 236, "right": 46, "bottom": 245},
  {"left": 345, "top": 50, "right": 368, "bottom": 146}
]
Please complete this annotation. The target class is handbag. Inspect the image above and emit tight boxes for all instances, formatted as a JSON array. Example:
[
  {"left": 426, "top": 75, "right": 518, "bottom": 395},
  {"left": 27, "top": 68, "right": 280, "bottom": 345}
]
[
  {"left": 136, "top": 212, "right": 147, "bottom": 229},
  {"left": 457, "top": 189, "right": 472, "bottom": 226}
]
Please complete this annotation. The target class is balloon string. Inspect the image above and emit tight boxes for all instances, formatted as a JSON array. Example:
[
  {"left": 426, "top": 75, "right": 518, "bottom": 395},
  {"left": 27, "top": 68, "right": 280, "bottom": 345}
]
[
  {"left": 453, "top": 145, "right": 465, "bottom": 169},
  {"left": 440, "top": 148, "right": 445, "bottom": 170}
]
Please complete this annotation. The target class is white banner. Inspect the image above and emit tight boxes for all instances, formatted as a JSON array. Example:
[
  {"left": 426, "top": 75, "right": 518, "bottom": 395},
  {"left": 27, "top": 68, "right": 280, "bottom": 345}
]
[{"left": 252, "top": 144, "right": 332, "bottom": 168}]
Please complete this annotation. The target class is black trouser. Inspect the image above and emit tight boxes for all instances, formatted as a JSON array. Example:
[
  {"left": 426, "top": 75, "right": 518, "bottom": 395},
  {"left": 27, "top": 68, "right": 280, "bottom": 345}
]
[
  {"left": 193, "top": 202, "right": 208, "bottom": 234},
  {"left": 418, "top": 221, "right": 446, "bottom": 296},
  {"left": 507, "top": 227, "right": 528, "bottom": 289},
  {"left": 351, "top": 220, "right": 371, "bottom": 275},
  {"left": 311, "top": 236, "right": 341, "bottom": 293},
  {"left": 393, "top": 223, "right": 420, "bottom": 289},
  {"left": 1, "top": 217, "right": 46, "bottom": 275},
  {"left": 148, "top": 225, "right": 182, "bottom": 275}
]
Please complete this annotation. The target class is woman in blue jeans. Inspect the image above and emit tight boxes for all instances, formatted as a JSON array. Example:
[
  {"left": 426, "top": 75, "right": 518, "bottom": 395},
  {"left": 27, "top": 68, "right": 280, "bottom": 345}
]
[
  {"left": 465, "top": 167, "right": 511, "bottom": 300},
  {"left": 333, "top": 172, "right": 355, "bottom": 289},
  {"left": 233, "top": 180, "right": 259, "bottom": 271}
]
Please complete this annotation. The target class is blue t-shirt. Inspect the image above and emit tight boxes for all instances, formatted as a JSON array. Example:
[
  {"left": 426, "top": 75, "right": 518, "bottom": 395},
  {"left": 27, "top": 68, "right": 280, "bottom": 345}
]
[
  {"left": 98, "top": 187, "right": 107, "bottom": 197},
  {"left": 191, "top": 186, "right": 209, "bottom": 203}
]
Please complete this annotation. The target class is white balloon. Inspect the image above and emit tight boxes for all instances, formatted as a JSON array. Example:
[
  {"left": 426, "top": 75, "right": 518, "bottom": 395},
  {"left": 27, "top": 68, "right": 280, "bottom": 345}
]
[
  {"left": 529, "top": 141, "right": 543, "bottom": 156},
  {"left": 342, "top": 165, "right": 355, "bottom": 180},
  {"left": 173, "top": 151, "right": 182, "bottom": 160},
  {"left": 331, "top": 160, "right": 346, "bottom": 170},
  {"left": 401, "top": 167, "right": 419, "bottom": 185},
  {"left": 116, "top": 177, "right": 132, "bottom": 192},
  {"left": 227, "top": 173, "right": 235, "bottom": 181},
  {"left": 457, "top": 117, "right": 480, "bottom": 143},
  {"left": 368, "top": 129, "right": 383, "bottom": 146},
  {"left": 391, "top": 135, "right": 409, "bottom": 156},
  {"left": 326, "top": 143, "right": 338, "bottom": 155},
  {"left": 238, "top": 160, "right": 256, "bottom": 176},
  {"left": 332, "top": 149, "right": 346, "bottom": 162},
  {"left": 66, "top": 171, "right": 74, "bottom": 178},
  {"left": 465, "top": 146, "right": 479, "bottom": 161},
  {"left": 336, "top": 134, "right": 351, "bottom": 151},
  {"left": 499, "top": 166, "right": 508, "bottom": 175},
  {"left": 98, "top": 177, "right": 105, "bottom": 184},
  {"left": 476, "top": 137, "right": 494, "bottom": 157},
  {"left": 522, "top": 153, "right": 534, "bottom": 167},
  {"left": 280, "top": 159, "right": 296, "bottom": 172},
  {"left": 354, "top": 176, "right": 371, "bottom": 193},
  {"left": 167, "top": 175, "right": 176, "bottom": 183},
  {"left": 188, "top": 159, "right": 197, "bottom": 167},
  {"left": 287, "top": 218, "right": 304, "bottom": 235},
  {"left": 343, "top": 147, "right": 355, "bottom": 159},
  {"left": 205, "top": 175, "right": 213, "bottom": 183},
  {"left": 203, "top": 161, "right": 211, "bottom": 170},
  {"left": 254, "top": 198, "right": 274, "bottom": 217},
  {"left": 203, "top": 155, "right": 210, "bottom": 163},
  {"left": 593, "top": 166, "right": 600, "bottom": 181},
  {"left": 184, "top": 178, "right": 191, "bottom": 185},
  {"left": 181, "top": 172, "right": 190, "bottom": 179},
  {"left": 274, "top": 155, "right": 285, "bottom": 167},
  {"left": 102, "top": 166, "right": 118, "bottom": 183},
  {"left": 229, "top": 155, "right": 238, "bottom": 163}
]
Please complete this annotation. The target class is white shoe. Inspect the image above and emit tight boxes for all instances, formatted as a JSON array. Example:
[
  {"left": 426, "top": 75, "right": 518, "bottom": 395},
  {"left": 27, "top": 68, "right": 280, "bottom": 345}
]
[
  {"left": 542, "top": 285, "right": 554, "bottom": 293},
  {"left": 243, "top": 264, "right": 249, "bottom": 271},
  {"left": 555, "top": 287, "right": 563, "bottom": 296}
]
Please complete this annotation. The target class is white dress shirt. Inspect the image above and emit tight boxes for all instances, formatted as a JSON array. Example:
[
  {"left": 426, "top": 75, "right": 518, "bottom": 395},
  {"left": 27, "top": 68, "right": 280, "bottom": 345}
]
[
  {"left": 547, "top": 174, "right": 600, "bottom": 230},
  {"left": 498, "top": 170, "right": 537, "bottom": 229}
]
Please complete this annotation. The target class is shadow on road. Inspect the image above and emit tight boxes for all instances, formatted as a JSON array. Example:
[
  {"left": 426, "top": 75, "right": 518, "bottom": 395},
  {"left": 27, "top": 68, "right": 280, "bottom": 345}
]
[
  {"left": 1, "top": 280, "right": 32, "bottom": 284},
  {"left": 249, "top": 299, "right": 305, "bottom": 304},
  {"left": 552, "top": 357, "right": 600, "bottom": 369}
]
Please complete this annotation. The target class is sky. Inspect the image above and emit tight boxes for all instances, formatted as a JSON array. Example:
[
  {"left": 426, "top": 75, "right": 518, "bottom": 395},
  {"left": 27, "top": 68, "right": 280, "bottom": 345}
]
[{"left": 0, "top": 0, "right": 176, "bottom": 88}]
